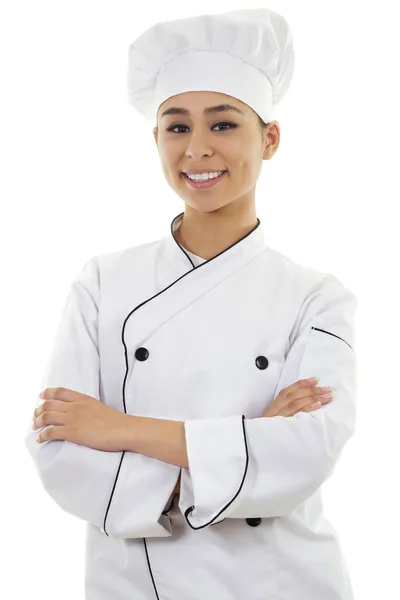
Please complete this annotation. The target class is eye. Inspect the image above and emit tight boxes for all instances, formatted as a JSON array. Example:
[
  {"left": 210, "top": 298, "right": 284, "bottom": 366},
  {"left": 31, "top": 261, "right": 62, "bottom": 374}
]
[
  {"left": 213, "top": 122, "right": 236, "bottom": 132},
  {"left": 166, "top": 121, "right": 237, "bottom": 133}
]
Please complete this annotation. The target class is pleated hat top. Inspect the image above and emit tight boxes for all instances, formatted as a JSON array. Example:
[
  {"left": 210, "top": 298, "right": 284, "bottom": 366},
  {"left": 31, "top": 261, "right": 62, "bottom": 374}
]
[{"left": 126, "top": 7, "right": 295, "bottom": 125}]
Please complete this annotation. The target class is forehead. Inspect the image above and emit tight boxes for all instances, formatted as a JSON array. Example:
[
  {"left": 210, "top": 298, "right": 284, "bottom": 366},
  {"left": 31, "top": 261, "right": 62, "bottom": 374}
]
[{"left": 158, "top": 91, "right": 247, "bottom": 119}]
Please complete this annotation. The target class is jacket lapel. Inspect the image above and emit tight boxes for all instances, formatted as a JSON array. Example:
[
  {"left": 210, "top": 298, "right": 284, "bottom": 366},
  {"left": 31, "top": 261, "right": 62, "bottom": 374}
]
[{"left": 123, "top": 212, "right": 269, "bottom": 357}]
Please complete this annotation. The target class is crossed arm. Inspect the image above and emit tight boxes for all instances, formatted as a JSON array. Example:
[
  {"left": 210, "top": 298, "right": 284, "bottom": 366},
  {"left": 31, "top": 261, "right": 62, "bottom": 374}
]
[{"left": 33, "top": 388, "right": 189, "bottom": 468}]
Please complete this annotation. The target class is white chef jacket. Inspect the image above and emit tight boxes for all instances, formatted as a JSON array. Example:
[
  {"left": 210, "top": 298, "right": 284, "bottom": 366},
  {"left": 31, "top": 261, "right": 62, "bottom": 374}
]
[{"left": 24, "top": 212, "right": 358, "bottom": 600}]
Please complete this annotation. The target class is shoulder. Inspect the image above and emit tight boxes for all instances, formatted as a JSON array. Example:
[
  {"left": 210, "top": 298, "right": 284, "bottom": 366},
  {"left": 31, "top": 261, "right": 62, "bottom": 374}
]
[
  {"left": 267, "top": 245, "right": 357, "bottom": 301},
  {"left": 72, "top": 238, "right": 163, "bottom": 298}
]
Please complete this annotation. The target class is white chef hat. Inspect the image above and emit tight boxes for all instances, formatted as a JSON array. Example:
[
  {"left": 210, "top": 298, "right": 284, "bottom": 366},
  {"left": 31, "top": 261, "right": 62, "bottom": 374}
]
[{"left": 126, "top": 7, "right": 295, "bottom": 125}]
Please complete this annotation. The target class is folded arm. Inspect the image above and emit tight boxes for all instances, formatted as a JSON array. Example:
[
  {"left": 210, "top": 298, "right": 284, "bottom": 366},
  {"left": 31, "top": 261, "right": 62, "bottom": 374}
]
[
  {"left": 24, "top": 256, "right": 180, "bottom": 539},
  {"left": 120, "top": 276, "right": 357, "bottom": 528},
  {"left": 176, "top": 274, "right": 357, "bottom": 528}
]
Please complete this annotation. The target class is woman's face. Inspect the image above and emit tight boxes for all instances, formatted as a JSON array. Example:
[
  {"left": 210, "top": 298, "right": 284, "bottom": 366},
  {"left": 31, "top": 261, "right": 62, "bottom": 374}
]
[{"left": 153, "top": 91, "right": 280, "bottom": 214}]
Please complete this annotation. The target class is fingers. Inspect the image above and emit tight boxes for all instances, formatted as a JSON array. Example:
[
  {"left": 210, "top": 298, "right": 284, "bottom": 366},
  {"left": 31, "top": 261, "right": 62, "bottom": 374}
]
[
  {"left": 279, "top": 387, "right": 333, "bottom": 417},
  {"left": 33, "top": 409, "right": 66, "bottom": 430},
  {"left": 271, "top": 378, "right": 319, "bottom": 416},
  {"left": 284, "top": 386, "right": 331, "bottom": 412},
  {"left": 33, "top": 399, "right": 69, "bottom": 419},
  {"left": 302, "top": 401, "right": 322, "bottom": 413},
  {"left": 262, "top": 378, "right": 335, "bottom": 418},
  {"left": 288, "top": 395, "right": 332, "bottom": 415},
  {"left": 285, "top": 378, "right": 320, "bottom": 399}
]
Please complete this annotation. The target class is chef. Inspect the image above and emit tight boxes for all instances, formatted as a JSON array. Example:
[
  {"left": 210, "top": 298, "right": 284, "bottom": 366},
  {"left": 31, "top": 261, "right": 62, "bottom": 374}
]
[{"left": 24, "top": 7, "right": 358, "bottom": 600}]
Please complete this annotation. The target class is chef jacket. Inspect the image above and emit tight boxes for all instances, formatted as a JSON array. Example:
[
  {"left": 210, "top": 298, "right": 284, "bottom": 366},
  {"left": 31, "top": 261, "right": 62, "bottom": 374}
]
[{"left": 24, "top": 211, "right": 358, "bottom": 600}]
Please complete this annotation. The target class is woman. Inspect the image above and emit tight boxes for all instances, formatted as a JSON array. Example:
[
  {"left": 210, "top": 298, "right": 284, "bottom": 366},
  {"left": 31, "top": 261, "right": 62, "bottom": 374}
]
[{"left": 25, "top": 7, "right": 358, "bottom": 600}]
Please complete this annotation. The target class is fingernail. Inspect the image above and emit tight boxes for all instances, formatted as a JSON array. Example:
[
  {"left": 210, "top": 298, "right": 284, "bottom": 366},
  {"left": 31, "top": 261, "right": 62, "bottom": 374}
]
[{"left": 307, "top": 377, "right": 318, "bottom": 382}]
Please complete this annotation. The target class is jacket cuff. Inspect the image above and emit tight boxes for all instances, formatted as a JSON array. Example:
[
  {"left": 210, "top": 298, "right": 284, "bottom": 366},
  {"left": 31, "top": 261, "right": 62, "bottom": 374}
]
[
  {"left": 178, "top": 415, "right": 249, "bottom": 529},
  {"left": 25, "top": 423, "right": 181, "bottom": 538},
  {"left": 104, "top": 452, "right": 180, "bottom": 537}
]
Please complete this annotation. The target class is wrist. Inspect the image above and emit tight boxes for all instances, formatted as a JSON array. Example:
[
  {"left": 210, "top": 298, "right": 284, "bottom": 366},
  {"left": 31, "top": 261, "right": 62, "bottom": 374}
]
[{"left": 121, "top": 414, "right": 139, "bottom": 452}]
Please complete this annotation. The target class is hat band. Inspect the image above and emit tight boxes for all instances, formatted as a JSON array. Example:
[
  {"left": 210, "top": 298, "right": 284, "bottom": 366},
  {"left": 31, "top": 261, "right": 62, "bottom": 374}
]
[{"left": 153, "top": 50, "right": 273, "bottom": 125}]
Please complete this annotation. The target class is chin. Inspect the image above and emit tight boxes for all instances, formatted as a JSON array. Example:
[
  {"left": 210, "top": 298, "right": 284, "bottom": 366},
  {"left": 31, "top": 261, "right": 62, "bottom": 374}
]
[{"left": 184, "top": 199, "right": 233, "bottom": 214}]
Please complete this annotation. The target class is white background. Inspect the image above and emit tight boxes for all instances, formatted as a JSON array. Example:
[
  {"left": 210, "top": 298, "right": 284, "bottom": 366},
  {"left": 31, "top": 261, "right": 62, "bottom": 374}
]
[{"left": 2, "top": 0, "right": 399, "bottom": 598}]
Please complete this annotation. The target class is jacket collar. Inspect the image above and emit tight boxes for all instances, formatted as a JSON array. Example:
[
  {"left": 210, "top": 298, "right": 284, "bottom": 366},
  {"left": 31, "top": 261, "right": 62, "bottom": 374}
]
[
  {"left": 166, "top": 211, "right": 267, "bottom": 272},
  {"left": 122, "top": 213, "right": 269, "bottom": 352}
]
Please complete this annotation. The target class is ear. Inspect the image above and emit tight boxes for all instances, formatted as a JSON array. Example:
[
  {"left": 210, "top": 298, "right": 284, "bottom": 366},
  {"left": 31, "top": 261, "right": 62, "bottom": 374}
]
[
  {"left": 263, "top": 121, "right": 280, "bottom": 160},
  {"left": 153, "top": 126, "right": 158, "bottom": 145}
]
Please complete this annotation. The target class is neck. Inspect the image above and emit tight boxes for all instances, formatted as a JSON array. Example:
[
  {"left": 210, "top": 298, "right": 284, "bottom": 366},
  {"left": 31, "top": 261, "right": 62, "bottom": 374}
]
[{"left": 174, "top": 206, "right": 258, "bottom": 261}]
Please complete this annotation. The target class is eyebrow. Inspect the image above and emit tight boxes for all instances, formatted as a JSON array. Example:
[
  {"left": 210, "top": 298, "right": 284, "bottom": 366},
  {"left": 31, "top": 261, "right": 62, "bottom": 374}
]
[{"left": 160, "top": 103, "right": 244, "bottom": 119}]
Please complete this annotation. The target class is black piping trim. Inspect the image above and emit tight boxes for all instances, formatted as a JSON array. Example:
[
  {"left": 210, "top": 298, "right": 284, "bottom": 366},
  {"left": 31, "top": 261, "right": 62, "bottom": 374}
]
[
  {"left": 102, "top": 452, "right": 125, "bottom": 535},
  {"left": 172, "top": 212, "right": 261, "bottom": 269},
  {"left": 103, "top": 213, "right": 261, "bottom": 535},
  {"left": 183, "top": 414, "right": 249, "bottom": 530},
  {"left": 101, "top": 213, "right": 261, "bottom": 597},
  {"left": 311, "top": 326, "right": 353, "bottom": 350},
  {"left": 143, "top": 539, "right": 161, "bottom": 600}
]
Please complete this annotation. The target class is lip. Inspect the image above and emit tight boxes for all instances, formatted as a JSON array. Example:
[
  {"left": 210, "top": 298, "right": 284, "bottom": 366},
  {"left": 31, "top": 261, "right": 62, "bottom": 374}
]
[
  {"left": 181, "top": 171, "right": 227, "bottom": 189},
  {"left": 182, "top": 169, "right": 227, "bottom": 175}
]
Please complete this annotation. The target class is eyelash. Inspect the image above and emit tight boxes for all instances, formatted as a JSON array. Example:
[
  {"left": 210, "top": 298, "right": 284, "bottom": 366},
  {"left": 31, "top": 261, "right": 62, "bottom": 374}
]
[{"left": 166, "top": 121, "right": 237, "bottom": 133}]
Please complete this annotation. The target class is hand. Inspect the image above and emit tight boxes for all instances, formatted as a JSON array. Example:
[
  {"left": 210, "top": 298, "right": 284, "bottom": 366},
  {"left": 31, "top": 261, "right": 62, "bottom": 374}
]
[
  {"left": 262, "top": 378, "right": 333, "bottom": 418},
  {"left": 32, "top": 387, "right": 133, "bottom": 452}
]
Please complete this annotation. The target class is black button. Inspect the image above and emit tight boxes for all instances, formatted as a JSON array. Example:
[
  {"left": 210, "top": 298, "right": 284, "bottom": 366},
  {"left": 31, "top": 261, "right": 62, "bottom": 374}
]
[
  {"left": 255, "top": 356, "right": 269, "bottom": 370},
  {"left": 135, "top": 347, "right": 149, "bottom": 361},
  {"left": 246, "top": 517, "right": 262, "bottom": 527}
]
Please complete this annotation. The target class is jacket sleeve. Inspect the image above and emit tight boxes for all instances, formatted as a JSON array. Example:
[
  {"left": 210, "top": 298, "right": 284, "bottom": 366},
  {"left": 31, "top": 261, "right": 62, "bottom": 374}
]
[
  {"left": 178, "top": 273, "right": 358, "bottom": 529},
  {"left": 23, "top": 256, "right": 180, "bottom": 539}
]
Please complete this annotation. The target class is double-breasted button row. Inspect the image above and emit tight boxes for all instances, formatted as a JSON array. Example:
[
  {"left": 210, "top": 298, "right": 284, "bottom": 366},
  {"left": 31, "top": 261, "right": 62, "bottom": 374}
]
[
  {"left": 135, "top": 348, "right": 269, "bottom": 371},
  {"left": 134, "top": 346, "right": 265, "bottom": 530}
]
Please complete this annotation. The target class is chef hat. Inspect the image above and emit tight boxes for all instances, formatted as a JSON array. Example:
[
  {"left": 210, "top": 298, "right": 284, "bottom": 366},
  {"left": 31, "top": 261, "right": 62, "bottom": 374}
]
[{"left": 126, "top": 7, "right": 295, "bottom": 125}]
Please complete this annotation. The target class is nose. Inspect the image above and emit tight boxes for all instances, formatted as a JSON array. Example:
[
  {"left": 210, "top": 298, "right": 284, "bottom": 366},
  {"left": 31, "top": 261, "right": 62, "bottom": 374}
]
[{"left": 185, "top": 129, "right": 214, "bottom": 161}]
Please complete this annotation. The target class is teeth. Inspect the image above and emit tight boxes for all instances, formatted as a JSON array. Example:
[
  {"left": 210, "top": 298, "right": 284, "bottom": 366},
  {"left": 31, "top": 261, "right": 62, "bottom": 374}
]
[{"left": 186, "top": 171, "right": 224, "bottom": 181}]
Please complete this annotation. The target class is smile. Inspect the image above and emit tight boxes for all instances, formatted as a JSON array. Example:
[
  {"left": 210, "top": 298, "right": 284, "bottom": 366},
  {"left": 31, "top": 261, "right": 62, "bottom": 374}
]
[{"left": 182, "top": 171, "right": 227, "bottom": 189}]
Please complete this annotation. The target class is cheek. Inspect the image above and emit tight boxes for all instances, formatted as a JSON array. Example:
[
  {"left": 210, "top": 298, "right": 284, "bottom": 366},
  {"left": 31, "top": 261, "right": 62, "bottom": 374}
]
[
  {"left": 160, "top": 161, "right": 175, "bottom": 181},
  {"left": 162, "top": 153, "right": 181, "bottom": 175},
  {"left": 230, "top": 158, "right": 254, "bottom": 177},
  {"left": 232, "top": 145, "right": 262, "bottom": 175},
  {"left": 225, "top": 141, "right": 253, "bottom": 168}
]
